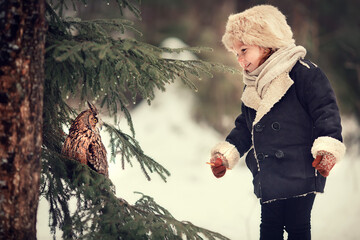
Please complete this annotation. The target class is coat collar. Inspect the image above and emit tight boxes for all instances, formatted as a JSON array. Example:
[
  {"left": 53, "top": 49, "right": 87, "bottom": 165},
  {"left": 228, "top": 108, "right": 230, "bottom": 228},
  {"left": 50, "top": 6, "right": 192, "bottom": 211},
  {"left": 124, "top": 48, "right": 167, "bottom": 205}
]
[{"left": 241, "top": 72, "right": 294, "bottom": 125}]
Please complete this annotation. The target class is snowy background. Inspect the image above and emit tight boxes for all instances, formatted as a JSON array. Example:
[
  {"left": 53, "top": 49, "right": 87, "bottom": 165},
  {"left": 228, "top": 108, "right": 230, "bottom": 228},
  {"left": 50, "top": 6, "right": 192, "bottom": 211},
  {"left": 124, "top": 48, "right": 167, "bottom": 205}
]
[{"left": 37, "top": 39, "right": 360, "bottom": 239}]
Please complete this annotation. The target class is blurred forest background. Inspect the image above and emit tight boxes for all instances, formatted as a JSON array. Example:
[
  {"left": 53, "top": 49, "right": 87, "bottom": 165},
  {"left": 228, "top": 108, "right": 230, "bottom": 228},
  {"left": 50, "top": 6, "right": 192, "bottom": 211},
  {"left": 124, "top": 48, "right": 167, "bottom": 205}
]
[{"left": 74, "top": 0, "right": 360, "bottom": 141}]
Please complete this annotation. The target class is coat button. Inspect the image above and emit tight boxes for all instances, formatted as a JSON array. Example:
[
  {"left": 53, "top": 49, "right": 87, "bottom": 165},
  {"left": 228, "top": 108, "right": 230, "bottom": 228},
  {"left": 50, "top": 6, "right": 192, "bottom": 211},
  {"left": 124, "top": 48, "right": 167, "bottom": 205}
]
[
  {"left": 275, "top": 150, "right": 284, "bottom": 159},
  {"left": 257, "top": 153, "right": 265, "bottom": 160},
  {"left": 271, "top": 122, "right": 281, "bottom": 131},
  {"left": 255, "top": 123, "right": 264, "bottom": 132}
]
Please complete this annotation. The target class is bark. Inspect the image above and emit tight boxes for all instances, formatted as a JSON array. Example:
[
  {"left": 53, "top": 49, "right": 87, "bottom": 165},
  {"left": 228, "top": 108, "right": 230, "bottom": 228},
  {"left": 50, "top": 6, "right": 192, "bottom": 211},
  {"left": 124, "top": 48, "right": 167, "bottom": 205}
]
[{"left": 0, "top": 0, "right": 46, "bottom": 239}]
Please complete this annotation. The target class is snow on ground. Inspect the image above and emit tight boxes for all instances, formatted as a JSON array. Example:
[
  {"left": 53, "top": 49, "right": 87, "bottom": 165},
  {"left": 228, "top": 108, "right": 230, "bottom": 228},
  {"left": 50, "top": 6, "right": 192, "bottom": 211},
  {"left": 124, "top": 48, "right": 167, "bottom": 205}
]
[{"left": 37, "top": 38, "right": 360, "bottom": 239}]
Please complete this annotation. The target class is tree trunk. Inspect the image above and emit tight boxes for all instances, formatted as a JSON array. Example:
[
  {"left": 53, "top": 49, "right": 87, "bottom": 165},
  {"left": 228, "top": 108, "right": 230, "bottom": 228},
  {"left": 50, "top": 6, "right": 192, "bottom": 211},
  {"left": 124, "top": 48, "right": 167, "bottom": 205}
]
[{"left": 0, "top": 0, "right": 46, "bottom": 239}]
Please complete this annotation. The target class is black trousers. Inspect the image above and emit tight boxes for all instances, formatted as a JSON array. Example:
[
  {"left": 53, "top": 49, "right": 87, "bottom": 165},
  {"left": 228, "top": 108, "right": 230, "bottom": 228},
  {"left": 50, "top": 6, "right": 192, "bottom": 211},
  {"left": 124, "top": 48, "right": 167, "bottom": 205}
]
[{"left": 260, "top": 194, "right": 316, "bottom": 240}]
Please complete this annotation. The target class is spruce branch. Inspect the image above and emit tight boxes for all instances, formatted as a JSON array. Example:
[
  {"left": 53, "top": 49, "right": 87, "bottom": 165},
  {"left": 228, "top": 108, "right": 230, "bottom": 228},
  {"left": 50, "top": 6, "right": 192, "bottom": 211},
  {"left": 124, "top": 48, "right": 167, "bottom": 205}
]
[
  {"left": 46, "top": 29, "right": 238, "bottom": 131},
  {"left": 41, "top": 149, "right": 228, "bottom": 239},
  {"left": 104, "top": 123, "right": 171, "bottom": 182},
  {"left": 67, "top": 18, "right": 143, "bottom": 37},
  {"left": 41, "top": 150, "right": 229, "bottom": 240}
]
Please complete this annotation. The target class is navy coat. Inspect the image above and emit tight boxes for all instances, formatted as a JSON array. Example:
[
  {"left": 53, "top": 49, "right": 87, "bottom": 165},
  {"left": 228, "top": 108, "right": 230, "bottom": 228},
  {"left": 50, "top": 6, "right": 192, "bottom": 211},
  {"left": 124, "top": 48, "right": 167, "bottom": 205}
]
[{"left": 225, "top": 60, "right": 344, "bottom": 203}]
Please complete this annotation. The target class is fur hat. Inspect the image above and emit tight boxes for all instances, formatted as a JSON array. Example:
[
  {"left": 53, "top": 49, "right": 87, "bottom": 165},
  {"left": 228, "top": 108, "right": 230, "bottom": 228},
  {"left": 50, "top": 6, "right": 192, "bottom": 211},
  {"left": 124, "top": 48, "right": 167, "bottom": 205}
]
[{"left": 222, "top": 5, "right": 294, "bottom": 51}]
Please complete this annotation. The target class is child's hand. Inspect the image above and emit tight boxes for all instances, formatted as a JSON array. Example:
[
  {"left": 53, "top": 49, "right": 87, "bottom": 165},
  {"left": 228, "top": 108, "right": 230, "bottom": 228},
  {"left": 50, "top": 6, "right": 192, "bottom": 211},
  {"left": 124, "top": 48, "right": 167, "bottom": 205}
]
[
  {"left": 312, "top": 150, "right": 336, "bottom": 177},
  {"left": 209, "top": 153, "right": 228, "bottom": 178}
]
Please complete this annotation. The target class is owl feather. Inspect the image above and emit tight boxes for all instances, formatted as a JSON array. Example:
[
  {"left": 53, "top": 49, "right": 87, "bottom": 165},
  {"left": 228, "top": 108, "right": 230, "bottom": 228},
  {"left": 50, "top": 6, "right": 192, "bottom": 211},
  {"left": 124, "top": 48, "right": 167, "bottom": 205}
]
[{"left": 62, "top": 101, "right": 108, "bottom": 177}]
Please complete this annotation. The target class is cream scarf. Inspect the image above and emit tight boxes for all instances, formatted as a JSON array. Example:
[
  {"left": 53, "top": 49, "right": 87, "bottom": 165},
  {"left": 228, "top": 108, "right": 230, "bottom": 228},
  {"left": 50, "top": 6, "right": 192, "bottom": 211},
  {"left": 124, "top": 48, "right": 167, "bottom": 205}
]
[{"left": 242, "top": 44, "right": 306, "bottom": 101}]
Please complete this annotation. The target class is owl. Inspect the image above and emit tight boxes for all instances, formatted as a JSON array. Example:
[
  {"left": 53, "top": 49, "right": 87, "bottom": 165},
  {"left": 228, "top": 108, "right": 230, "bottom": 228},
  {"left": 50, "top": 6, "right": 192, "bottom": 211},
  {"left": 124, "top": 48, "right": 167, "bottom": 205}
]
[{"left": 62, "top": 101, "right": 108, "bottom": 177}]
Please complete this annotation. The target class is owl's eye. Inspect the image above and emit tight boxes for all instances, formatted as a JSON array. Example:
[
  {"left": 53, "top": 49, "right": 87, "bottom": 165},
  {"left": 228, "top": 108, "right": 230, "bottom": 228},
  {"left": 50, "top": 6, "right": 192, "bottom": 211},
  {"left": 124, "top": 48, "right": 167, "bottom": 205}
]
[{"left": 94, "top": 118, "right": 98, "bottom": 123}]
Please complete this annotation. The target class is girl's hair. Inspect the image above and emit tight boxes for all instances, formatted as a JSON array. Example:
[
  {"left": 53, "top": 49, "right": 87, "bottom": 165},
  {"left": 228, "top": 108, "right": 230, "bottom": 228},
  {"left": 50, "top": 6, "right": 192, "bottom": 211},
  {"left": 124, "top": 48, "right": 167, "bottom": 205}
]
[
  {"left": 259, "top": 48, "right": 276, "bottom": 66},
  {"left": 222, "top": 5, "right": 294, "bottom": 52}
]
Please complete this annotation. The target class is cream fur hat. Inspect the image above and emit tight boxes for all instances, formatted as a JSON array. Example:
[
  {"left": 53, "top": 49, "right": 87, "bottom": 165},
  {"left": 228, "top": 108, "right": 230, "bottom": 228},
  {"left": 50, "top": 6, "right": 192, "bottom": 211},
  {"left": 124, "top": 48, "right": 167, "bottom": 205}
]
[{"left": 222, "top": 5, "right": 295, "bottom": 51}]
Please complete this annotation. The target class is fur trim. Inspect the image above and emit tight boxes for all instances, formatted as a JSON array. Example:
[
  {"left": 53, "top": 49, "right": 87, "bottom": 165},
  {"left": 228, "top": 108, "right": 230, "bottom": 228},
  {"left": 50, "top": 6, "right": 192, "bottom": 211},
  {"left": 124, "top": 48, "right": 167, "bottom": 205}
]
[
  {"left": 263, "top": 191, "right": 317, "bottom": 204},
  {"left": 311, "top": 136, "right": 346, "bottom": 163},
  {"left": 222, "top": 5, "right": 294, "bottom": 51},
  {"left": 211, "top": 141, "right": 240, "bottom": 169},
  {"left": 241, "top": 72, "right": 294, "bottom": 124},
  {"left": 299, "top": 59, "right": 310, "bottom": 69}
]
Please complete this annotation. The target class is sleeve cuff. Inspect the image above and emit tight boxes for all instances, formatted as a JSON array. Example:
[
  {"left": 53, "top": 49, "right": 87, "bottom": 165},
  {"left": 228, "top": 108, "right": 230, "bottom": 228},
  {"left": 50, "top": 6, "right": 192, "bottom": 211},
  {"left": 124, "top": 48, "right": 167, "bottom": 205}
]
[
  {"left": 211, "top": 141, "right": 240, "bottom": 169},
  {"left": 311, "top": 136, "right": 346, "bottom": 163}
]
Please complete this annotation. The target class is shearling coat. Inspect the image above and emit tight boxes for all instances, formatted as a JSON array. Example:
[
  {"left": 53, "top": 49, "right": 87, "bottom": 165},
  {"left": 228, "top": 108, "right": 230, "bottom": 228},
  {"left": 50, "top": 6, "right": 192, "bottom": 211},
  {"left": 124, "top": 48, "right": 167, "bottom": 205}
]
[{"left": 212, "top": 59, "right": 346, "bottom": 203}]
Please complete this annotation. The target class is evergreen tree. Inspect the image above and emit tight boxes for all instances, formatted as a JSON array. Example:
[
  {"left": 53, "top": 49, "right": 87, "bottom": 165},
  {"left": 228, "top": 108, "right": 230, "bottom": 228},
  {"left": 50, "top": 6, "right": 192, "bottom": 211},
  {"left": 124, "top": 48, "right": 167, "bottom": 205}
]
[{"left": 41, "top": 0, "right": 235, "bottom": 239}]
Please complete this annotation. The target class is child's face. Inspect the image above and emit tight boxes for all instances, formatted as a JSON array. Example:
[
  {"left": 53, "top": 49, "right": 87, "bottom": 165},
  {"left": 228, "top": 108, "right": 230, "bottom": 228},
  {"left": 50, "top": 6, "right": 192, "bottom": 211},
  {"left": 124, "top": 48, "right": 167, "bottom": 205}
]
[{"left": 232, "top": 41, "right": 268, "bottom": 73}]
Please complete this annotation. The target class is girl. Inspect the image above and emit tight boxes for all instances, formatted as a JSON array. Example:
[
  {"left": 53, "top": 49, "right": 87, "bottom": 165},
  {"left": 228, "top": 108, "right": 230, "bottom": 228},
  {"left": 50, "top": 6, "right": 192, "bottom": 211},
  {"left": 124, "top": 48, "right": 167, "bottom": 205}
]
[{"left": 209, "top": 5, "right": 346, "bottom": 240}]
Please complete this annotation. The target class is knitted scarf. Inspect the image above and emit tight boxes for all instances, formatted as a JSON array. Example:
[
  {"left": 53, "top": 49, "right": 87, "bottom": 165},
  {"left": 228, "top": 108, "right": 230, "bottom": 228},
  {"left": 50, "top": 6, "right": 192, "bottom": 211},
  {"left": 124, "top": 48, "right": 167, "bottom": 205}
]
[{"left": 243, "top": 44, "right": 306, "bottom": 99}]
